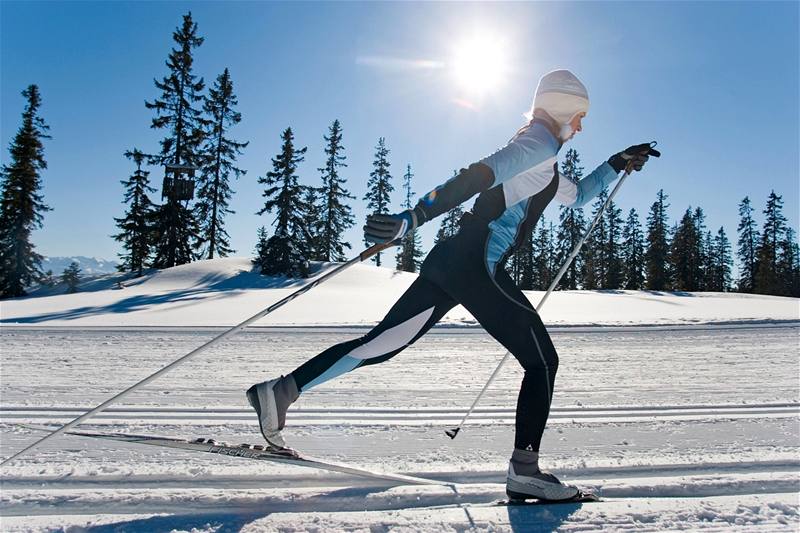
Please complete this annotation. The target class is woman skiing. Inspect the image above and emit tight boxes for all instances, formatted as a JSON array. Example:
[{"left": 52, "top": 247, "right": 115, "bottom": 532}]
[{"left": 247, "top": 69, "right": 659, "bottom": 501}]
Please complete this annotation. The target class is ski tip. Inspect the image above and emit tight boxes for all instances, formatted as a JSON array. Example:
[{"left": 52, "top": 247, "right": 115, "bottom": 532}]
[{"left": 444, "top": 427, "right": 460, "bottom": 439}]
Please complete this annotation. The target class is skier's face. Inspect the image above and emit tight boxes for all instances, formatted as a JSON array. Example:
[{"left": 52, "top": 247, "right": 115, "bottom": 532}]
[{"left": 565, "top": 113, "right": 585, "bottom": 141}]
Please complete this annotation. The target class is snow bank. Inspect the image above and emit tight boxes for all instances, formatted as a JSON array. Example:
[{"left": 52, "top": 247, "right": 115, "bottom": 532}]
[{"left": 1, "top": 257, "right": 797, "bottom": 327}]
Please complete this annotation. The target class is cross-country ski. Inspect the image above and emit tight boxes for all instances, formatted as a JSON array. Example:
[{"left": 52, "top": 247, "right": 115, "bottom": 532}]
[{"left": 1, "top": 1, "right": 798, "bottom": 531}]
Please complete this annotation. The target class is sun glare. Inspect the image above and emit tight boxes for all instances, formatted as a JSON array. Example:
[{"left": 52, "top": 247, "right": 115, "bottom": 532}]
[{"left": 451, "top": 33, "right": 508, "bottom": 95}]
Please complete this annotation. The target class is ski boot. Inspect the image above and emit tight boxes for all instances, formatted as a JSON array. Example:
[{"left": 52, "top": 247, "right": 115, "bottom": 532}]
[
  {"left": 506, "top": 462, "right": 583, "bottom": 502},
  {"left": 246, "top": 374, "right": 299, "bottom": 448}
]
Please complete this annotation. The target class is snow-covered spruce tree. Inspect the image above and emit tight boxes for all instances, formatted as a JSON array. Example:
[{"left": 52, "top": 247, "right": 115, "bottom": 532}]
[
  {"left": 582, "top": 189, "right": 609, "bottom": 290},
  {"left": 736, "top": 196, "right": 759, "bottom": 293},
  {"left": 146, "top": 12, "right": 206, "bottom": 268},
  {"left": 254, "top": 128, "right": 310, "bottom": 277},
  {"left": 645, "top": 189, "right": 671, "bottom": 290},
  {"left": 194, "top": 68, "right": 248, "bottom": 259},
  {"left": 622, "top": 208, "right": 645, "bottom": 290},
  {"left": 113, "top": 149, "right": 156, "bottom": 277},
  {"left": 603, "top": 196, "right": 624, "bottom": 289},
  {"left": 363, "top": 137, "right": 393, "bottom": 266},
  {"left": 0, "top": 85, "right": 51, "bottom": 298},
  {"left": 395, "top": 165, "right": 424, "bottom": 273},
  {"left": 434, "top": 171, "right": 464, "bottom": 245},
  {"left": 670, "top": 207, "right": 703, "bottom": 291},
  {"left": 317, "top": 120, "right": 355, "bottom": 262},
  {"left": 556, "top": 149, "right": 586, "bottom": 290},
  {"left": 61, "top": 261, "right": 81, "bottom": 293},
  {"left": 754, "top": 191, "right": 787, "bottom": 295}
]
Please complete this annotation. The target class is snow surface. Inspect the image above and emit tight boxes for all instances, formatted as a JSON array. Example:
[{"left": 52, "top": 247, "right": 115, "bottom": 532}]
[
  {"left": 1, "top": 258, "right": 798, "bottom": 531},
  {"left": 1, "top": 257, "right": 798, "bottom": 327}
]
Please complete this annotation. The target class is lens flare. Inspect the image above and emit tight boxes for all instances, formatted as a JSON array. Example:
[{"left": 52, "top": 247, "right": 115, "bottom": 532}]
[{"left": 451, "top": 33, "right": 508, "bottom": 95}]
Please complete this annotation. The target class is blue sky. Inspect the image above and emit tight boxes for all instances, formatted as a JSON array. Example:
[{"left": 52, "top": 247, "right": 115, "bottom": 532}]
[{"left": 1, "top": 1, "right": 798, "bottom": 262}]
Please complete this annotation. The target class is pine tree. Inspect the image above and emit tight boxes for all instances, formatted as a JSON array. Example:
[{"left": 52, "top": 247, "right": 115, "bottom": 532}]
[
  {"left": 532, "top": 219, "right": 555, "bottom": 290},
  {"left": 434, "top": 171, "right": 464, "bottom": 245},
  {"left": 583, "top": 190, "right": 609, "bottom": 289},
  {"left": 709, "top": 227, "right": 733, "bottom": 292},
  {"left": 317, "top": 120, "right": 355, "bottom": 262},
  {"left": 254, "top": 226, "right": 269, "bottom": 263},
  {"left": 777, "top": 227, "right": 800, "bottom": 297},
  {"left": 363, "top": 137, "right": 394, "bottom": 266},
  {"left": 150, "top": 201, "right": 198, "bottom": 269},
  {"left": 395, "top": 165, "right": 424, "bottom": 273},
  {"left": 701, "top": 230, "right": 715, "bottom": 291},
  {"left": 254, "top": 128, "right": 310, "bottom": 277},
  {"left": 146, "top": 12, "right": 206, "bottom": 268},
  {"left": 622, "top": 208, "right": 645, "bottom": 289},
  {"left": 557, "top": 148, "right": 586, "bottom": 289},
  {"left": 113, "top": 149, "right": 156, "bottom": 276},
  {"left": 754, "top": 191, "right": 787, "bottom": 295},
  {"left": 670, "top": 208, "right": 702, "bottom": 291},
  {"left": 0, "top": 85, "right": 51, "bottom": 298},
  {"left": 194, "top": 68, "right": 248, "bottom": 259},
  {"left": 693, "top": 208, "right": 708, "bottom": 290},
  {"left": 302, "top": 185, "right": 325, "bottom": 262},
  {"left": 604, "top": 196, "right": 624, "bottom": 289},
  {"left": 61, "top": 261, "right": 81, "bottom": 293},
  {"left": 736, "top": 196, "right": 759, "bottom": 292},
  {"left": 645, "top": 189, "right": 671, "bottom": 290}
]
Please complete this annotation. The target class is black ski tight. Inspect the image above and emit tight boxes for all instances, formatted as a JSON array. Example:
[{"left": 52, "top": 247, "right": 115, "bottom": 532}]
[{"left": 291, "top": 234, "right": 560, "bottom": 452}]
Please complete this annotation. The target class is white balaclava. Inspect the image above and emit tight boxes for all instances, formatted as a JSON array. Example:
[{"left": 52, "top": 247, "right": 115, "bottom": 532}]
[{"left": 531, "top": 69, "right": 589, "bottom": 141}]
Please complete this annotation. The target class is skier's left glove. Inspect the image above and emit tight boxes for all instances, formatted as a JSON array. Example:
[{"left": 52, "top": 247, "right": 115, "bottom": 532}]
[
  {"left": 608, "top": 142, "right": 661, "bottom": 173},
  {"left": 364, "top": 207, "right": 423, "bottom": 245}
]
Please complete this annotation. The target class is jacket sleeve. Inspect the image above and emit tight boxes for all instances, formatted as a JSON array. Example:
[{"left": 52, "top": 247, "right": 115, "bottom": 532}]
[
  {"left": 413, "top": 163, "right": 494, "bottom": 224},
  {"left": 556, "top": 161, "right": 619, "bottom": 208}
]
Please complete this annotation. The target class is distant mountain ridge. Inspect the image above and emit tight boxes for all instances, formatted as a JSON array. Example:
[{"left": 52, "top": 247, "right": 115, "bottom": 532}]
[{"left": 42, "top": 256, "right": 118, "bottom": 276}]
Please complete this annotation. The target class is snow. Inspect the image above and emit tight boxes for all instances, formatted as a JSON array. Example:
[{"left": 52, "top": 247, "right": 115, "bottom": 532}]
[
  {"left": 1, "top": 258, "right": 798, "bottom": 531},
  {"left": 1, "top": 257, "right": 798, "bottom": 327}
]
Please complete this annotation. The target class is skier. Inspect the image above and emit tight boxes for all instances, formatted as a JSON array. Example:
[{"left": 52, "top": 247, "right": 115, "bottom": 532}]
[{"left": 247, "top": 69, "right": 658, "bottom": 501}]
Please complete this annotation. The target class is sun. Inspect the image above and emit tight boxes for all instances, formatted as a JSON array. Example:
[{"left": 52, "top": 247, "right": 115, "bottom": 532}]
[{"left": 451, "top": 32, "right": 508, "bottom": 95}]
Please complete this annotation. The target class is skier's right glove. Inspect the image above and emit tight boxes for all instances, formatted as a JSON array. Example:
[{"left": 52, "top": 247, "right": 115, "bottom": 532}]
[
  {"left": 364, "top": 208, "right": 422, "bottom": 245},
  {"left": 608, "top": 142, "right": 661, "bottom": 173}
]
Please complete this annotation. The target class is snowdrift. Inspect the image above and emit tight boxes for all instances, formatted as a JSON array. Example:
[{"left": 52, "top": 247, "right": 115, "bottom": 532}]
[{"left": 1, "top": 257, "right": 797, "bottom": 327}]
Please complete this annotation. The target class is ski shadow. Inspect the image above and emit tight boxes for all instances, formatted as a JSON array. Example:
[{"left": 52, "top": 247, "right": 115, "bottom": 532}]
[
  {"left": 73, "top": 485, "right": 394, "bottom": 532},
  {"left": 76, "top": 512, "right": 267, "bottom": 533}
]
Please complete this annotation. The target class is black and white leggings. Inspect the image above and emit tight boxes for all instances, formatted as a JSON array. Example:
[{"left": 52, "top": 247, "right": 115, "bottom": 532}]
[{"left": 291, "top": 235, "right": 560, "bottom": 452}]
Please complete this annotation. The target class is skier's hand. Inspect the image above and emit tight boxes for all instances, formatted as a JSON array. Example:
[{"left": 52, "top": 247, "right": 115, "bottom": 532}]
[
  {"left": 364, "top": 210, "right": 419, "bottom": 245},
  {"left": 608, "top": 142, "right": 661, "bottom": 173}
]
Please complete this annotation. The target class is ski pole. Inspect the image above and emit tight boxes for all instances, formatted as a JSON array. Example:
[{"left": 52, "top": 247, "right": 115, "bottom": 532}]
[
  {"left": 445, "top": 154, "right": 651, "bottom": 439},
  {"left": 1, "top": 241, "right": 396, "bottom": 467}
]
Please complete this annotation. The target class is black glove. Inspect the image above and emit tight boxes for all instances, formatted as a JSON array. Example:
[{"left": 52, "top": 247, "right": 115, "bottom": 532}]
[
  {"left": 364, "top": 209, "right": 420, "bottom": 245},
  {"left": 608, "top": 142, "right": 661, "bottom": 173}
]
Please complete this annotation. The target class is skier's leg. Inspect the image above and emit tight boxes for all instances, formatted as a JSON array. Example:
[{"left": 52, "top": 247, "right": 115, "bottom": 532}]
[
  {"left": 449, "top": 267, "right": 577, "bottom": 500},
  {"left": 247, "top": 275, "right": 456, "bottom": 446},
  {"left": 292, "top": 275, "right": 456, "bottom": 391}
]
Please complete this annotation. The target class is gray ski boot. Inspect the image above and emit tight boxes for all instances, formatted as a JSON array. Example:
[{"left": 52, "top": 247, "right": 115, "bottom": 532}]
[
  {"left": 505, "top": 448, "right": 581, "bottom": 501},
  {"left": 246, "top": 374, "right": 299, "bottom": 448}
]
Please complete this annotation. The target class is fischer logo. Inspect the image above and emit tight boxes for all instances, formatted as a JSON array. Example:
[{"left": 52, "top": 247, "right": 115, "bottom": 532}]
[{"left": 210, "top": 446, "right": 261, "bottom": 458}]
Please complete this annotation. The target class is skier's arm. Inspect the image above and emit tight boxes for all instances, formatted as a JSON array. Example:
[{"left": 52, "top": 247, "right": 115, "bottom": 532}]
[
  {"left": 414, "top": 131, "right": 559, "bottom": 223},
  {"left": 364, "top": 163, "right": 493, "bottom": 244},
  {"left": 411, "top": 163, "right": 494, "bottom": 224},
  {"left": 557, "top": 143, "right": 661, "bottom": 208},
  {"left": 556, "top": 161, "right": 618, "bottom": 208}
]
